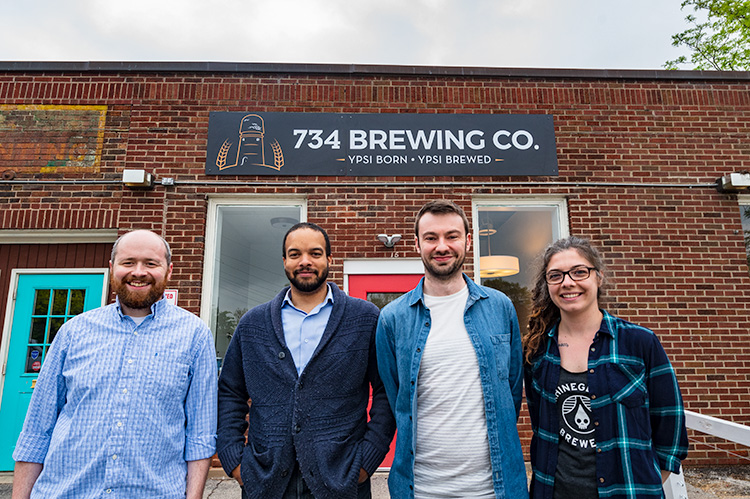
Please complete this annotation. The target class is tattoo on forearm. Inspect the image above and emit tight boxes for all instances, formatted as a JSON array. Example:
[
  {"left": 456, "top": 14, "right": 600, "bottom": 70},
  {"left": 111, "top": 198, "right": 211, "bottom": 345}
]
[{"left": 558, "top": 342, "right": 569, "bottom": 347}]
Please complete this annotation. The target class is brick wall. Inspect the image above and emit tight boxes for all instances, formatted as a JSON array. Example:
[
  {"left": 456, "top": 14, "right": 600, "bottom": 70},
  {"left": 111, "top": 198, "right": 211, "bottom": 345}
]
[{"left": 1, "top": 65, "right": 749, "bottom": 465}]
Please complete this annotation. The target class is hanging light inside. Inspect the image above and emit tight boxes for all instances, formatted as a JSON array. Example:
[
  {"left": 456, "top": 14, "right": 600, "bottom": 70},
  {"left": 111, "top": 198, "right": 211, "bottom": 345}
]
[
  {"left": 480, "top": 255, "right": 520, "bottom": 278},
  {"left": 479, "top": 220, "right": 520, "bottom": 278}
]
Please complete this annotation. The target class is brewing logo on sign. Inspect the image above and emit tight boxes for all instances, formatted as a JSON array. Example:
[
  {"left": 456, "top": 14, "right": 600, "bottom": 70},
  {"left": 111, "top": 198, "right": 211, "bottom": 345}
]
[{"left": 206, "top": 112, "right": 558, "bottom": 177}]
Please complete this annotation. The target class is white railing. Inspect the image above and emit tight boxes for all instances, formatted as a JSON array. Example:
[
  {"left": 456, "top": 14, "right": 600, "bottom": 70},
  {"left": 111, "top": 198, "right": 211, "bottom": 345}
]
[{"left": 664, "top": 410, "right": 750, "bottom": 499}]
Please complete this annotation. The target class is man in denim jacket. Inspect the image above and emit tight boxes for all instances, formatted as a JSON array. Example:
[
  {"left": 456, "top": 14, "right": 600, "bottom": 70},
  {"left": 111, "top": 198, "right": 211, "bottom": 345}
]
[{"left": 376, "top": 200, "right": 528, "bottom": 499}]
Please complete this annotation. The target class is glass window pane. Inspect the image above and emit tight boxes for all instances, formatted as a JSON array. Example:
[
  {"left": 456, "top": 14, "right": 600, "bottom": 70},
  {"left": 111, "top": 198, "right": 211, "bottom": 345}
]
[
  {"left": 48, "top": 317, "right": 65, "bottom": 343},
  {"left": 211, "top": 205, "right": 303, "bottom": 367},
  {"left": 367, "top": 292, "right": 405, "bottom": 310},
  {"left": 741, "top": 204, "right": 750, "bottom": 272},
  {"left": 69, "top": 289, "right": 86, "bottom": 315},
  {"left": 51, "top": 289, "right": 69, "bottom": 315},
  {"left": 25, "top": 346, "right": 44, "bottom": 373},
  {"left": 29, "top": 318, "right": 47, "bottom": 344},
  {"left": 33, "top": 289, "right": 51, "bottom": 315},
  {"left": 477, "top": 205, "right": 562, "bottom": 331}
]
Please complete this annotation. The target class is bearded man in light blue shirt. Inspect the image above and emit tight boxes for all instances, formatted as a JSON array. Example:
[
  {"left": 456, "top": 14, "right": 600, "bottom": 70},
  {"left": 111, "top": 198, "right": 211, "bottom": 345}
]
[{"left": 12, "top": 230, "right": 217, "bottom": 499}]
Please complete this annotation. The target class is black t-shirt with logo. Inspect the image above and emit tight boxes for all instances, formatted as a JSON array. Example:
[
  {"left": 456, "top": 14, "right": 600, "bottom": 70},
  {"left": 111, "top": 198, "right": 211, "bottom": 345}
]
[{"left": 553, "top": 368, "right": 598, "bottom": 499}]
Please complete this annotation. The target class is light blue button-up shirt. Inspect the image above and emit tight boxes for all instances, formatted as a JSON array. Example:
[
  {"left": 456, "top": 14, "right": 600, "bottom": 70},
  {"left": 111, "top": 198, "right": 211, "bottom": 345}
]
[
  {"left": 281, "top": 284, "right": 334, "bottom": 375},
  {"left": 13, "top": 297, "right": 217, "bottom": 499}
]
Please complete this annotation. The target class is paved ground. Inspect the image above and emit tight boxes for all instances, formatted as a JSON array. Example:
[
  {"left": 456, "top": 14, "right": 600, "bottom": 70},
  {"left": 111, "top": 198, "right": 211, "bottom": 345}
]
[{"left": 0, "top": 467, "right": 748, "bottom": 498}]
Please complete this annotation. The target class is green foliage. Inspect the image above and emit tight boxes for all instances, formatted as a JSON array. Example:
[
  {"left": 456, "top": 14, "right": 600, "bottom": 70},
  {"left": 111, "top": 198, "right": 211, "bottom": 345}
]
[
  {"left": 216, "top": 308, "right": 247, "bottom": 341},
  {"left": 665, "top": 0, "right": 750, "bottom": 70}
]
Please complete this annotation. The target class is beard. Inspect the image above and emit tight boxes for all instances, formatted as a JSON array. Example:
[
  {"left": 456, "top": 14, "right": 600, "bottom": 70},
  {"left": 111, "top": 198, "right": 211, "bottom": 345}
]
[
  {"left": 286, "top": 265, "right": 329, "bottom": 293},
  {"left": 422, "top": 250, "right": 466, "bottom": 280},
  {"left": 111, "top": 274, "right": 168, "bottom": 311}
]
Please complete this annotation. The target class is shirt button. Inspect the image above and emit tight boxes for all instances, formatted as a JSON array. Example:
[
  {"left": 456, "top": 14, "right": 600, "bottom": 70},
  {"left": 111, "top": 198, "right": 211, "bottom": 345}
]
[
  {"left": 591, "top": 394, "right": 596, "bottom": 399},
  {"left": 304, "top": 339, "right": 309, "bottom": 344},
  {"left": 112, "top": 454, "right": 118, "bottom": 460},
  {"left": 589, "top": 369, "right": 594, "bottom": 373},
  {"left": 294, "top": 425, "right": 301, "bottom": 433},
  {"left": 128, "top": 359, "right": 134, "bottom": 364},
  {"left": 599, "top": 478, "right": 605, "bottom": 483},
  {"left": 279, "top": 352, "right": 286, "bottom": 359},
  {"left": 122, "top": 388, "right": 128, "bottom": 394},
  {"left": 106, "top": 489, "right": 112, "bottom": 494},
  {"left": 590, "top": 347, "right": 595, "bottom": 352},
  {"left": 117, "top": 422, "right": 123, "bottom": 427},
  {"left": 281, "top": 469, "right": 289, "bottom": 477},
  {"left": 416, "top": 348, "right": 421, "bottom": 353},
  {"left": 424, "top": 322, "right": 429, "bottom": 327},
  {"left": 597, "top": 448, "right": 602, "bottom": 453}
]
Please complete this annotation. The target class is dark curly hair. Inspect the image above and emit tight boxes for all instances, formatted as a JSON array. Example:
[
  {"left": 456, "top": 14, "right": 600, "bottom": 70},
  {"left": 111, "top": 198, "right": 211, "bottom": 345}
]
[{"left": 523, "top": 236, "right": 607, "bottom": 364}]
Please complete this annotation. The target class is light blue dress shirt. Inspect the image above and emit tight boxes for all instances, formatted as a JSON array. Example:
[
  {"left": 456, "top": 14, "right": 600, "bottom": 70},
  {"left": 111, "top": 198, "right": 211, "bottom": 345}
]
[
  {"left": 13, "top": 297, "right": 217, "bottom": 499},
  {"left": 281, "top": 284, "right": 334, "bottom": 375}
]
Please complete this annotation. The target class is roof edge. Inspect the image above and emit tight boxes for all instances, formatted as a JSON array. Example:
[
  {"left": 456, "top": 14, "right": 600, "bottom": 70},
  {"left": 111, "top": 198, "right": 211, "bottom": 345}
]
[{"left": 0, "top": 61, "right": 748, "bottom": 81}]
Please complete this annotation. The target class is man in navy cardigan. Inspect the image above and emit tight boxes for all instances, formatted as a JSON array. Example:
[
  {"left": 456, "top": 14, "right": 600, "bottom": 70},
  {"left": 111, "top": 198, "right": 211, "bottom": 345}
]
[{"left": 217, "top": 222, "right": 395, "bottom": 499}]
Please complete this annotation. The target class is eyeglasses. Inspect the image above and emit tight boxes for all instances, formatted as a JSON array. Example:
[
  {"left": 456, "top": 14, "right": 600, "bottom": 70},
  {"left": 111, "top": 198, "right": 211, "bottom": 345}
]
[{"left": 545, "top": 266, "right": 597, "bottom": 285}]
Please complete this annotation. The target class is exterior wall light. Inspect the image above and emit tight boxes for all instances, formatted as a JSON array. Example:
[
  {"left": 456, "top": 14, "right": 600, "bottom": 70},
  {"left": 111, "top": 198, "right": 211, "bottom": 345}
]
[
  {"left": 122, "top": 169, "right": 154, "bottom": 189},
  {"left": 377, "top": 234, "right": 402, "bottom": 248},
  {"left": 717, "top": 172, "right": 750, "bottom": 193}
]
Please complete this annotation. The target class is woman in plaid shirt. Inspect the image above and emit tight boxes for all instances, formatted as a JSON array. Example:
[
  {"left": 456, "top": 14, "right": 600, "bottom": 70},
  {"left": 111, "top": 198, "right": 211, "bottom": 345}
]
[{"left": 523, "top": 237, "right": 688, "bottom": 499}]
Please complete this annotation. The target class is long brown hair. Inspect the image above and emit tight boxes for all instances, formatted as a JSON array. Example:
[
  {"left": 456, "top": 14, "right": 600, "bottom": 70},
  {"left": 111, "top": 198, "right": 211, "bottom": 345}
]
[{"left": 523, "top": 236, "right": 607, "bottom": 364}]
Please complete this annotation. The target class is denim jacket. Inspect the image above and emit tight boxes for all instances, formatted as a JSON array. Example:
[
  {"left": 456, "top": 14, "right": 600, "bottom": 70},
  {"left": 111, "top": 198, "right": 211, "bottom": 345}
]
[{"left": 375, "top": 274, "right": 529, "bottom": 499}]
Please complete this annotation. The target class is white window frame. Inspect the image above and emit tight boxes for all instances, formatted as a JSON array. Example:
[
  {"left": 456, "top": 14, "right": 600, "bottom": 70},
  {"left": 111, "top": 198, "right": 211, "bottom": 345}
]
[
  {"left": 199, "top": 195, "right": 307, "bottom": 327},
  {"left": 471, "top": 196, "right": 569, "bottom": 285}
]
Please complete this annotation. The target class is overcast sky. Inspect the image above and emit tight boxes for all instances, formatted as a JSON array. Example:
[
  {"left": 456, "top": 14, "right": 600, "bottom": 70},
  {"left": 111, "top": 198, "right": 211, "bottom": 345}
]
[{"left": 0, "top": 0, "right": 696, "bottom": 70}]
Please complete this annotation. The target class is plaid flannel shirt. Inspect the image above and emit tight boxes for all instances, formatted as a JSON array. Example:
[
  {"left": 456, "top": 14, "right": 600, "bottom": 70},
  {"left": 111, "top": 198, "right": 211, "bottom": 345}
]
[{"left": 524, "top": 311, "right": 688, "bottom": 499}]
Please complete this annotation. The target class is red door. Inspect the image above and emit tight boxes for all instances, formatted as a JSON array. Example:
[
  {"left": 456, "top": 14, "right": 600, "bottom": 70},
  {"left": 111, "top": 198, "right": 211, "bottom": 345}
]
[{"left": 348, "top": 273, "right": 423, "bottom": 469}]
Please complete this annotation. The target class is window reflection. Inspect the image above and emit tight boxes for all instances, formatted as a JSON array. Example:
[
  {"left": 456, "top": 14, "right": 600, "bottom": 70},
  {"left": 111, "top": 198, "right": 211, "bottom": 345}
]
[
  {"left": 476, "top": 205, "right": 563, "bottom": 332},
  {"left": 210, "top": 205, "right": 303, "bottom": 367}
]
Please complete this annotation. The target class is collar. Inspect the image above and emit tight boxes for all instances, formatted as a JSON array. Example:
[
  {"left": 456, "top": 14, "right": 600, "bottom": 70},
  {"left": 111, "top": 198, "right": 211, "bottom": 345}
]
[
  {"left": 282, "top": 283, "right": 334, "bottom": 311},
  {"left": 408, "top": 273, "right": 488, "bottom": 307},
  {"left": 546, "top": 309, "right": 615, "bottom": 338},
  {"left": 115, "top": 294, "right": 168, "bottom": 320}
]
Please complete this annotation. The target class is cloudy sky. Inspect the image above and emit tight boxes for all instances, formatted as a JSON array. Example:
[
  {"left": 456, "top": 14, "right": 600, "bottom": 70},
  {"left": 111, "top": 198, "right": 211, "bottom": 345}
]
[{"left": 1, "top": 0, "right": 696, "bottom": 70}]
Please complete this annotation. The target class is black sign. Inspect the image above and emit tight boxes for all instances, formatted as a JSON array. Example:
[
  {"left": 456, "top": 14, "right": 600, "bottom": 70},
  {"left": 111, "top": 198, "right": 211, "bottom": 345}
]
[{"left": 206, "top": 112, "right": 557, "bottom": 177}]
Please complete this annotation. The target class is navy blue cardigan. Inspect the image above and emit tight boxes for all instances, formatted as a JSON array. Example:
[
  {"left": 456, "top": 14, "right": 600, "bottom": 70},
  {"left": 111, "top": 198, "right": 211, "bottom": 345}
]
[{"left": 217, "top": 283, "right": 395, "bottom": 499}]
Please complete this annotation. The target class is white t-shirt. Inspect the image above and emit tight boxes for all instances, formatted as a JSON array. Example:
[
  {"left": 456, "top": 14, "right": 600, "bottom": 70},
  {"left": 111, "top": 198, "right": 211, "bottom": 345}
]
[{"left": 414, "top": 285, "right": 494, "bottom": 498}]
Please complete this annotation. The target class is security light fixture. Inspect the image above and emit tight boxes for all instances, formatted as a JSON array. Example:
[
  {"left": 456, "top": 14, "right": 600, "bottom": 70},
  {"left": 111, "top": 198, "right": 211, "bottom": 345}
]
[
  {"left": 717, "top": 172, "right": 750, "bottom": 193},
  {"left": 122, "top": 169, "right": 154, "bottom": 189}
]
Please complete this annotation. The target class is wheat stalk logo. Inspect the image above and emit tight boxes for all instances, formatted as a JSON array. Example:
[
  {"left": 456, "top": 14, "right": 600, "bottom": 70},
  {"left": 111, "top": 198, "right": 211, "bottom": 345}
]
[
  {"left": 216, "top": 139, "right": 233, "bottom": 170},
  {"left": 268, "top": 140, "right": 284, "bottom": 171}
]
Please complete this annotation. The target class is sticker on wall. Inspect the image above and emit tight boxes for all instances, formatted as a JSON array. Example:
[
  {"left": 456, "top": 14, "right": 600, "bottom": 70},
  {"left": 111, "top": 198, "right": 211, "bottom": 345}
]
[
  {"left": 206, "top": 112, "right": 558, "bottom": 177},
  {"left": 164, "top": 289, "right": 178, "bottom": 306}
]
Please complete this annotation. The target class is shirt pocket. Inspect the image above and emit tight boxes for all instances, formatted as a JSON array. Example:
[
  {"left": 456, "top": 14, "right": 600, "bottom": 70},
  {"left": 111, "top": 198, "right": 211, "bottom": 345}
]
[
  {"left": 606, "top": 362, "right": 647, "bottom": 408},
  {"left": 490, "top": 333, "right": 511, "bottom": 380},
  {"left": 146, "top": 358, "right": 191, "bottom": 401}
]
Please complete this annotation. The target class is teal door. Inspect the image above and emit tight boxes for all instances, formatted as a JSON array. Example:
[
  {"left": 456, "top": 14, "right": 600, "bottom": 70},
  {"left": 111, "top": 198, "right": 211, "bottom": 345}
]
[{"left": 0, "top": 272, "right": 105, "bottom": 471}]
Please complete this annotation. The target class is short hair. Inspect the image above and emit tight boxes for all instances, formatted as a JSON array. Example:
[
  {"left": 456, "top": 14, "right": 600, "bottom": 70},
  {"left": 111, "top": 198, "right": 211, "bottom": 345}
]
[
  {"left": 111, "top": 230, "right": 172, "bottom": 266},
  {"left": 414, "top": 200, "right": 470, "bottom": 237},
  {"left": 282, "top": 222, "right": 332, "bottom": 257}
]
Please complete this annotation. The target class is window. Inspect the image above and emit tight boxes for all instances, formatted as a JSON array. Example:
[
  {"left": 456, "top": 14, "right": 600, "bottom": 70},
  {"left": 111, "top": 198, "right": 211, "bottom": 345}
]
[
  {"left": 202, "top": 198, "right": 305, "bottom": 366},
  {"left": 473, "top": 198, "right": 568, "bottom": 331},
  {"left": 741, "top": 196, "right": 750, "bottom": 272}
]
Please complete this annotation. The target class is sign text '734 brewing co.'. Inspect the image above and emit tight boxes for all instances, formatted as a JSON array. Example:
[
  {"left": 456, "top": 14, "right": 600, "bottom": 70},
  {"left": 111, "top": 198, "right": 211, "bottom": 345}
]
[{"left": 206, "top": 112, "right": 558, "bottom": 177}]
